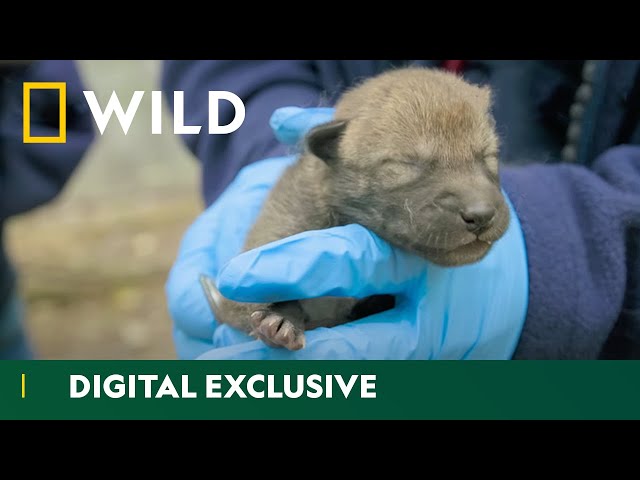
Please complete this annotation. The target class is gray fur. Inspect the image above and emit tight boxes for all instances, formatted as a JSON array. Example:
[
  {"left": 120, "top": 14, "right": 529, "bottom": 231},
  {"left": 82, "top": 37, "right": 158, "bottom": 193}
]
[{"left": 210, "top": 67, "right": 510, "bottom": 350}]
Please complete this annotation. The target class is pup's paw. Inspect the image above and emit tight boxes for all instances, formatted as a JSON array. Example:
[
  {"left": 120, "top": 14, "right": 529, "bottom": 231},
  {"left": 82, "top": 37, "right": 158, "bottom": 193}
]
[{"left": 249, "top": 305, "right": 306, "bottom": 351}]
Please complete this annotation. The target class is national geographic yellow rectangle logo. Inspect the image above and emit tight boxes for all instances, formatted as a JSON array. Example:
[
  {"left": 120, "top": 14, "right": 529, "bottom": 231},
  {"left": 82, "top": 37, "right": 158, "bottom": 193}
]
[{"left": 23, "top": 82, "right": 66, "bottom": 143}]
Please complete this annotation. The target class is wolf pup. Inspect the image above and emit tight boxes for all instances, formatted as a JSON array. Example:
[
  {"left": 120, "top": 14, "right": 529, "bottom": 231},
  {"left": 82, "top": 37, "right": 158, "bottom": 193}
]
[{"left": 205, "top": 67, "right": 510, "bottom": 351}]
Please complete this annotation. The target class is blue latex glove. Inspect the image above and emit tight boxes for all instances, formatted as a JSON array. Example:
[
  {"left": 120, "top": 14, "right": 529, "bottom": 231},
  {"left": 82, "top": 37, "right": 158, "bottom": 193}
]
[{"left": 166, "top": 107, "right": 529, "bottom": 360}]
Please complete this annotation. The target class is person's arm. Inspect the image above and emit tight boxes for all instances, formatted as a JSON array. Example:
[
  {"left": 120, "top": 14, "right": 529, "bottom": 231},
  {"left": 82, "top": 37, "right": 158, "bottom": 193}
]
[
  {"left": 161, "top": 60, "right": 324, "bottom": 205},
  {"left": 0, "top": 60, "right": 95, "bottom": 220},
  {"left": 501, "top": 146, "right": 640, "bottom": 359}
]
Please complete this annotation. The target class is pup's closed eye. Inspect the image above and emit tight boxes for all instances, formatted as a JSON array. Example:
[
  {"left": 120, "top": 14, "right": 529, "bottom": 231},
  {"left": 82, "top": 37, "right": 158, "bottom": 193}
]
[{"left": 377, "top": 158, "right": 424, "bottom": 185}]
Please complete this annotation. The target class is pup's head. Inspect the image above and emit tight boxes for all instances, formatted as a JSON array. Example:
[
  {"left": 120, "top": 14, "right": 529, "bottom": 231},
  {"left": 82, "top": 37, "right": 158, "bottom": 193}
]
[{"left": 305, "top": 68, "right": 509, "bottom": 266}]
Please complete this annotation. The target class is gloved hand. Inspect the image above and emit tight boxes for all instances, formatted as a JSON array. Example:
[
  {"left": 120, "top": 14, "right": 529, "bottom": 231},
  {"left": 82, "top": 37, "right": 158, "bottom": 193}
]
[{"left": 166, "top": 107, "right": 529, "bottom": 360}]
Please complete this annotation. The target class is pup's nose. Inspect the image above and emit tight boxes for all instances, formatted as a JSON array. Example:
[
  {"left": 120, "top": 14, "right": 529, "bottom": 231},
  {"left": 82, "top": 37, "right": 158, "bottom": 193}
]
[{"left": 461, "top": 203, "right": 496, "bottom": 232}]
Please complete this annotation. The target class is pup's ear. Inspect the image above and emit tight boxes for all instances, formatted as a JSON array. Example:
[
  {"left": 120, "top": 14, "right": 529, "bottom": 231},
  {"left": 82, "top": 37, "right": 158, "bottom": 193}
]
[{"left": 305, "top": 120, "right": 348, "bottom": 163}]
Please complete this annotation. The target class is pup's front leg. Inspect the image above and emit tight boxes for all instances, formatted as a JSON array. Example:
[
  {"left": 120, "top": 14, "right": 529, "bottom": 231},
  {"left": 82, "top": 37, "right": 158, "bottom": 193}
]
[{"left": 209, "top": 289, "right": 307, "bottom": 351}]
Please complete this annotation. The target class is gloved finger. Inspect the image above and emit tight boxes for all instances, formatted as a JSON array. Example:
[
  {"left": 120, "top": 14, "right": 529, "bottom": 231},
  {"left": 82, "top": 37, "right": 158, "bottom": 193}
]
[
  {"left": 165, "top": 206, "right": 224, "bottom": 342},
  {"left": 173, "top": 327, "right": 214, "bottom": 360},
  {"left": 269, "top": 107, "right": 336, "bottom": 145},
  {"left": 165, "top": 164, "right": 282, "bottom": 341},
  {"left": 196, "top": 302, "right": 419, "bottom": 360},
  {"left": 216, "top": 224, "right": 427, "bottom": 303},
  {"left": 197, "top": 338, "right": 279, "bottom": 360}
]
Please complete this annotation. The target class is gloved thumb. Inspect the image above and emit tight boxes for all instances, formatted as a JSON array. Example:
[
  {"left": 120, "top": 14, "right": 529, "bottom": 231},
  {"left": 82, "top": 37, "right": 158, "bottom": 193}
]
[
  {"left": 216, "top": 224, "right": 427, "bottom": 303},
  {"left": 270, "top": 107, "right": 336, "bottom": 145}
]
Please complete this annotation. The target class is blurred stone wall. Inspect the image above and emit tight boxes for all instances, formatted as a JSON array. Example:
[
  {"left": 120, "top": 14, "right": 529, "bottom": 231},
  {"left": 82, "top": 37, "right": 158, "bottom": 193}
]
[{"left": 4, "top": 60, "right": 203, "bottom": 359}]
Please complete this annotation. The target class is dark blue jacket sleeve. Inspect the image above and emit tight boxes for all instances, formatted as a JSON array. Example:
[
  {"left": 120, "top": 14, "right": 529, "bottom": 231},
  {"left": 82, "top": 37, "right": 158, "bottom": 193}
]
[
  {"left": 161, "top": 60, "right": 323, "bottom": 205},
  {"left": 0, "top": 60, "right": 95, "bottom": 220},
  {"left": 502, "top": 146, "right": 640, "bottom": 359}
]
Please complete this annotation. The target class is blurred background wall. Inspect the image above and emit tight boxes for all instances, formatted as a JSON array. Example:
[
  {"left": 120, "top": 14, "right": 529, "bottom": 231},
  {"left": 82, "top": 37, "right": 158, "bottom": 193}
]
[{"left": 4, "top": 60, "right": 203, "bottom": 359}]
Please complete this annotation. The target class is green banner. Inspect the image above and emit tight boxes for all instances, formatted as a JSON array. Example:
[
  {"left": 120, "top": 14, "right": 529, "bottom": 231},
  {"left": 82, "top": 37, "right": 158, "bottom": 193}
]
[{"left": 1, "top": 360, "right": 639, "bottom": 420}]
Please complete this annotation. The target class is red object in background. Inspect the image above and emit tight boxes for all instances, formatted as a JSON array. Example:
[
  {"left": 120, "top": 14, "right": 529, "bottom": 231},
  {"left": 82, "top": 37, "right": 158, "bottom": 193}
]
[{"left": 442, "top": 60, "right": 466, "bottom": 74}]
